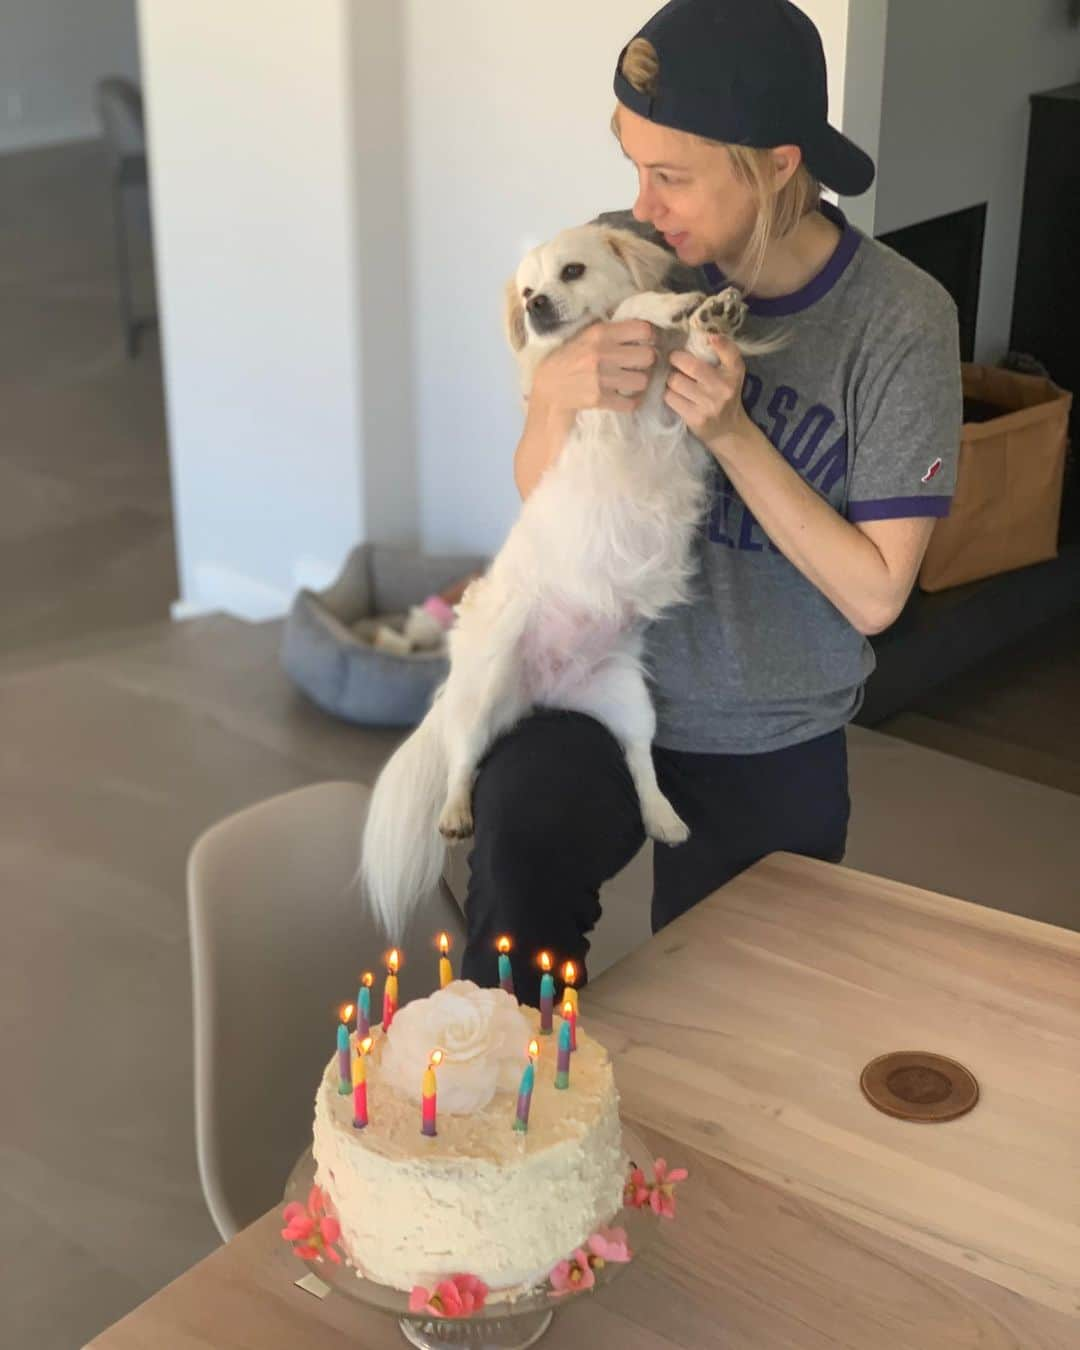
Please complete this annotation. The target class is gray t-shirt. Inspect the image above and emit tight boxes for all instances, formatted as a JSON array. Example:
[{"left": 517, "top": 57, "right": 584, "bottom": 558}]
[{"left": 593, "top": 202, "right": 962, "bottom": 753}]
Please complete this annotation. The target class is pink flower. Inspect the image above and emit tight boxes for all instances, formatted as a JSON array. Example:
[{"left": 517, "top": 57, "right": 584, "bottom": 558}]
[
  {"left": 408, "top": 1273, "right": 489, "bottom": 1318},
  {"left": 548, "top": 1249, "right": 596, "bottom": 1297},
  {"left": 624, "top": 1165, "right": 651, "bottom": 1209},
  {"left": 281, "top": 1185, "right": 342, "bottom": 1264},
  {"left": 649, "top": 1158, "right": 689, "bottom": 1219},
  {"left": 586, "top": 1225, "right": 632, "bottom": 1265},
  {"left": 624, "top": 1157, "right": 689, "bottom": 1218}
]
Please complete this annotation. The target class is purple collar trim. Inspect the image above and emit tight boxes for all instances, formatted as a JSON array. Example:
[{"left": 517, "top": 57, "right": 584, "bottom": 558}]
[{"left": 702, "top": 201, "right": 861, "bottom": 316}]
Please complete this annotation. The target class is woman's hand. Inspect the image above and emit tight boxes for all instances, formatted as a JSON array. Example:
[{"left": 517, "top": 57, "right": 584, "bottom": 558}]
[
  {"left": 664, "top": 332, "right": 749, "bottom": 453},
  {"left": 530, "top": 320, "right": 657, "bottom": 415}
]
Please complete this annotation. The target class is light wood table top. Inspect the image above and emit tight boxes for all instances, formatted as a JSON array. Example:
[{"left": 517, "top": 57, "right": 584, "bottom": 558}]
[{"left": 87, "top": 854, "right": 1080, "bottom": 1348}]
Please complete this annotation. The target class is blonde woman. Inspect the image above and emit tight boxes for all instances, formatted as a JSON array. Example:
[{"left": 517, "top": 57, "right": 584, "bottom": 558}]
[{"left": 461, "top": 0, "right": 962, "bottom": 1003}]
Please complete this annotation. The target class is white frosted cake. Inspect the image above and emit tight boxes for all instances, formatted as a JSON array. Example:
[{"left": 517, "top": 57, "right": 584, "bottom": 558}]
[{"left": 311, "top": 980, "right": 625, "bottom": 1294}]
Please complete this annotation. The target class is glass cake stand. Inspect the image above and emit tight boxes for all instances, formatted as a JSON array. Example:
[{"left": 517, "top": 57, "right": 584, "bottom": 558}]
[{"left": 284, "top": 1124, "right": 656, "bottom": 1350}]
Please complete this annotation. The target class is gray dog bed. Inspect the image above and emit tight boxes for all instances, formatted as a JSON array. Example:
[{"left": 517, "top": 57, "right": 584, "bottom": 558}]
[{"left": 281, "top": 543, "right": 487, "bottom": 727}]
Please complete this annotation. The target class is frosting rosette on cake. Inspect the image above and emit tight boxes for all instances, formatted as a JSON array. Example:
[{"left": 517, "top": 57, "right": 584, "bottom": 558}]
[{"left": 378, "top": 980, "right": 532, "bottom": 1113}]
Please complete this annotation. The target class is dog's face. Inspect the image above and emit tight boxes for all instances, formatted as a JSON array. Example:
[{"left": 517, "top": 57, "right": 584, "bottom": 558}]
[{"left": 503, "top": 225, "right": 673, "bottom": 356}]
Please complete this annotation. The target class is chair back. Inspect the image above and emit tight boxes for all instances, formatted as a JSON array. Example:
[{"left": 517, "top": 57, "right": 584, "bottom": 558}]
[
  {"left": 188, "top": 780, "right": 465, "bottom": 1239},
  {"left": 95, "top": 77, "right": 145, "bottom": 170}
]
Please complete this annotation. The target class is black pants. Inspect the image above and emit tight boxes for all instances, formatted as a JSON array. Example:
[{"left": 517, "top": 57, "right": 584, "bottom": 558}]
[{"left": 460, "top": 710, "right": 850, "bottom": 1006}]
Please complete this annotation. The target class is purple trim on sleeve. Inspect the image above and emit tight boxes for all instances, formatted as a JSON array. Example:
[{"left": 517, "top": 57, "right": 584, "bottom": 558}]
[
  {"left": 848, "top": 495, "right": 952, "bottom": 522},
  {"left": 702, "top": 201, "right": 861, "bottom": 317}
]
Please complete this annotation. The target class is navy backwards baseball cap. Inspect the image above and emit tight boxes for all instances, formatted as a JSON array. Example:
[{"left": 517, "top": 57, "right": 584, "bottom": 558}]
[{"left": 613, "top": 0, "right": 875, "bottom": 196}]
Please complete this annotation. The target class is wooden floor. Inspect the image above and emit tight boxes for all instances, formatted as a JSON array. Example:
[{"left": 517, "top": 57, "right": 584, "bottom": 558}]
[
  {"left": 0, "top": 139, "right": 176, "bottom": 666},
  {"left": 3, "top": 139, "right": 1079, "bottom": 1350}
]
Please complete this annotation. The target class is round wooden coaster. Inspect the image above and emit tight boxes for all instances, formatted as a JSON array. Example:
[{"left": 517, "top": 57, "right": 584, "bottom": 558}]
[{"left": 859, "top": 1051, "right": 979, "bottom": 1122}]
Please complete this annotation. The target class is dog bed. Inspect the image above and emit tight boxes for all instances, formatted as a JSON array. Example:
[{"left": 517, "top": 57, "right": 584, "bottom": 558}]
[{"left": 280, "top": 543, "right": 487, "bottom": 727}]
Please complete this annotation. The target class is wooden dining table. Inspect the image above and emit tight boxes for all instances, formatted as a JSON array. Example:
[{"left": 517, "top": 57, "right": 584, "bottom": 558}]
[{"left": 86, "top": 853, "right": 1080, "bottom": 1349}]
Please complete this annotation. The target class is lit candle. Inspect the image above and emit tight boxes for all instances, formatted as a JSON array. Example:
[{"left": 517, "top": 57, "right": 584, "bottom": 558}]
[
  {"left": 554, "top": 1016, "right": 572, "bottom": 1090},
  {"left": 422, "top": 1049, "right": 443, "bottom": 1137},
  {"left": 562, "top": 999, "right": 577, "bottom": 1058},
  {"left": 539, "top": 952, "right": 555, "bottom": 1035},
  {"left": 497, "top": 936, "right": 514, "bottom": 997},
  {"left": 337, "top": 1004, "right": 354, "bottom": 1095},
  {"left": 382, "top": 949, "right": 400, "bottom": 1030},
  {"left": 562, "top": 963, "right": 579, "bottom": 1050},
  {"left": 513, "top": 1040, "right": 540, "bottom": 1132},
  {"left": 438, "top": 932, "right": 453, "bottom": 989},
  {"left": 357, "top": 972, "right": 373, "bottom": 1039},
  {"left": 352, "top": 1035, "right": 373, "bottom": 1129}
]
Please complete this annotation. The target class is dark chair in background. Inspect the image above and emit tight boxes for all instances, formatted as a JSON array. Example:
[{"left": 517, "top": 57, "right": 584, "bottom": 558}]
[{"left": 95, "top": 77, "right": 156, "bottom": 358}]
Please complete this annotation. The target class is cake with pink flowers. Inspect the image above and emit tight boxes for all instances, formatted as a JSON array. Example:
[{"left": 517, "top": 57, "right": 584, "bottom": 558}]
[{"left": 310, "top": 980, "right": 626, "bottom": 1296}]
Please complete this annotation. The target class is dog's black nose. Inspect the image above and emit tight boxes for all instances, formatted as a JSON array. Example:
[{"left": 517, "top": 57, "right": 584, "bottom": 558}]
[{"left": 525, "top": 292, "right": 562, "bottom": 334}]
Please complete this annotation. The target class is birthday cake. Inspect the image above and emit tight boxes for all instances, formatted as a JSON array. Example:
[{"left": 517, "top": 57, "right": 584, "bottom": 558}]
[{"left": 311, "top": 976, "right": 626, "bottom": 1295}]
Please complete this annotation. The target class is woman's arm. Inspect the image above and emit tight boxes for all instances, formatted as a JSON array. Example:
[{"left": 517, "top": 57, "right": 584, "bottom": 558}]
[
  {"left": 665, "top": 333, "right": 936, "bottom": 635},
  {"left": 703, "top": 416, "right": 934, "bottom": 634},
  {"left": 513, "top": 319, "right": 659, "bottom": 499},
  {"left": 513, "top": 398, "right": 577, "bottom": 499}
]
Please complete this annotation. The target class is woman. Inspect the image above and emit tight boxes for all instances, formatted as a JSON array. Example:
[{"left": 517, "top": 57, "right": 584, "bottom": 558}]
[{"left": 461, "top": 0, "right": 961, "bottom": 1002}]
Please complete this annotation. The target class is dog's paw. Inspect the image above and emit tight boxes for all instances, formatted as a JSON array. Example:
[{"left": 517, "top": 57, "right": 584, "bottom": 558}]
[
  {"left": 612, "top": 289, "right": 706, "bottom": 330},
  {"left": 641, "top": 794, "right": 690, "bottom": 846},
  {"left": 438, "top": 793, "right": 474, "bottom": 841},
  {"left": 666, "top": 292, "right": 710, "bottom": 327},
  {"left": 690, "top": 287, "right": 747, "bottom": 339},
  {"left": 656, "top": 290, "right": 709, "bottom": 328}
]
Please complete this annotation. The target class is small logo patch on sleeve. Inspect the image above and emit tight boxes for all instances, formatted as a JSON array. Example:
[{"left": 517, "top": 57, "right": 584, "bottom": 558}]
[{"left": 921, "top": 457, "right": 943, "bottom": 484}]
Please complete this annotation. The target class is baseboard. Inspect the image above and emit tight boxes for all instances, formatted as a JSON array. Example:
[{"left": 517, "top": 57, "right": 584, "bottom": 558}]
[
  {"left": 0, "top": 124, "right": 99, "bottom": 156},
  {"left": 170, "top": 564, "right": 292, "bottom": 623}
]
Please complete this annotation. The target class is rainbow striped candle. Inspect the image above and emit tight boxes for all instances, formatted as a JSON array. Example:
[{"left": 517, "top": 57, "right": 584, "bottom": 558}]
[
  {"left": 513, "top": 1040, "right": 540, "bottom": 1132},
  {"left": 357, "top": 973, "right": 373, "bottom": 1039},
  {"left": 383, "top": 950, "right": 400, "bottom": 1030},
  {"left": 352, "top": 1036, "right": 372, "bottom": 1129},
  {"left": 422, "top": 1049, "right": 443, "bottom": 1137},
  {"left": 336, "top": 1007, "right": 353, "bottom": 1095},
  {"left": 497, "top": 936, "right": 514, "bottom": 997},
  {"left": 438, "top": 933, "right": 453, "bottom": 989},
  {"left": 539, "top": 953, "right": 555, "bottom": 1035},
  {"left": 562, "top": 963, "right": 579, "bottom": 1050},
  {"left": 554, "top": 1017, "right": 572, "bottom": 1090}
]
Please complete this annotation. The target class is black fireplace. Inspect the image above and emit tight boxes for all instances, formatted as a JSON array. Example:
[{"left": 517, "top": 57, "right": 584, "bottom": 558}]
[{"left": 876, "top": 203, "right": 987, "bottom": 363}]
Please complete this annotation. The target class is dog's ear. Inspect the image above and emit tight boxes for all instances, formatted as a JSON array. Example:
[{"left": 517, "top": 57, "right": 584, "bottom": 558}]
[
  {"left": 503, "top": 277, "right": 527, "bottom": 352},
  {"left": 604, "top": 228, "right": 673, "bottom": 292}
]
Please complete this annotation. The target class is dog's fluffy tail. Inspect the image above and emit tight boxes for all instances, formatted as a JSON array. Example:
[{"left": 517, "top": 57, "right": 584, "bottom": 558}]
[{"left": 360, "top": 694, "right": 449, "bottom": 941}]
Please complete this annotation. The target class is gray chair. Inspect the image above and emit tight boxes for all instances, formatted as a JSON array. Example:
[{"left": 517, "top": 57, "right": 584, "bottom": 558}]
[
  {"left": 95, "top": 76, "right": 155, "bottom": 358},
  {"left": 187, "top": 780, "right": 465, "bottom": 1240}
]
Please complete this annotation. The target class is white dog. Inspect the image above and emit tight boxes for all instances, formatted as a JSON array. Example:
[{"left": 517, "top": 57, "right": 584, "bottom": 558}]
[{"left": 361, "top": 224, "right": 771, "bottom": 939}]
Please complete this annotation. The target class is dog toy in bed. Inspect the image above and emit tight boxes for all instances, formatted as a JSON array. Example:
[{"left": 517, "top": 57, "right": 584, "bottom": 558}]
[{"left": 370, "top": 571, "right": 480, "bottom": 656}]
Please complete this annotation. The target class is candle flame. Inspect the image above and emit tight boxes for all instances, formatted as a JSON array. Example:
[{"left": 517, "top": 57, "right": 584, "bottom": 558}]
[
  {"left": 563, "top": 961, "right": 577, "bottom": 985},
  {"left": 387, "top": 949, "right": 400, "bottom": 974},
  {"left": 340, "top": 1003, "right": 354, "bottom": 1023},
  {"left": 539, "top": 951, "right": 552, "bottom": 972},
  {"left": 528, "top": 1039, "right": 539, "bottom": 1059},
  {"left": 496, "top": 935, "right": 511, "bottom": 955},
  {"left": 359, "top": 1035, "right": 373, "bottom": 1055},
  {"left": 438, "top": 932, "right": 450, "bottom": 955},
  {"left": 563, "top": 1001, "right": 573, "bottom": 1017},
  {"left": 361, "top": 971, "right": 373, "bottom": 988},
  {"left": 429, "top": 1049, "right": 444, "bottom": 1068}
]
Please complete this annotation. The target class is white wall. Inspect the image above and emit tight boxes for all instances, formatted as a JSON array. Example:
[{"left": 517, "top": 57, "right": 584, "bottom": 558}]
[
  {"left": 403, "top": 1, "right": 661, "bottom": 555},
  {"left": 138, "top": 0, "right": 368, "bottom": 618},
  {"left": 838, "top": 0, "right": 889, "bottom": 235},
  {"left": 0, "top": 0, "right": 140, "bottom": 153},
  {"left": 873, "top": 0, "right": 1080, "bottom": 363},
  {"left": 346, "top": 1, "right": 418, "bottom": 551}
]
